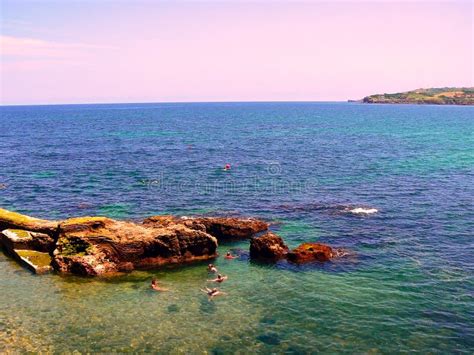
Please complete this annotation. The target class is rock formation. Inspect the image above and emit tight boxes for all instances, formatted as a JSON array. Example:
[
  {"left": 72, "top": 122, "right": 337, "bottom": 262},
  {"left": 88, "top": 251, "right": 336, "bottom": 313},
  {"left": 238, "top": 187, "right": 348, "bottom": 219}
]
[
  {"left": 0, "top": 228, "right": 54, "bottom": 274},
  {"left": 0, "top": 208, "right": 58, "bottom": 235},
  {"left": 249, "top": 232, "right": 289, "bottom": 261},
  {"left": 286, "top": 243, "right": 334, "bottom": 263},
  {"left": 249, "top": 235, "right": 339, "bottom": 264},
  {"left": 52, "top": 216, "right": 219, "bottom": 276},
  {"left": 0, "top": 207, "right": 345, "bottom": 275},
  {"left": 15, "top": 250, "right": 52, "bottom": 274},
  {"left": 0, "top": 229, "right": 54, "bottom": 255},
  {"left": 143, "top": 216, "right": 269, "bottom": 241},
  {"left": 0, "top": 208, "right": 269, "bottom": 276}
]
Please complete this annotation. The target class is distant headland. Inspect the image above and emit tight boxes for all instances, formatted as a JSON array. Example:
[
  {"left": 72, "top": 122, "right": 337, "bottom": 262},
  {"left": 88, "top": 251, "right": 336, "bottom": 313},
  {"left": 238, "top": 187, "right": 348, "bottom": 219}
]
[{"left": 350, "top": 87, "right": 474, "bottom": 105}]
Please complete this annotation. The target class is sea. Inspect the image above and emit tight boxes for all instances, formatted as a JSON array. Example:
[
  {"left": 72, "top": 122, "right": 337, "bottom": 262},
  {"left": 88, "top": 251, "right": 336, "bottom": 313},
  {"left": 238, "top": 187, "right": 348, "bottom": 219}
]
[{"left": 0, "top": 102, "right": 473, "bottom": 353}]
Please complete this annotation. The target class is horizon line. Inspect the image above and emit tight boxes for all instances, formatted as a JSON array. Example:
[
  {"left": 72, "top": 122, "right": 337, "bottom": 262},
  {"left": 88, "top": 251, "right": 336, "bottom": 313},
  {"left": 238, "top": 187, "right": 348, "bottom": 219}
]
[{"left": 0, "top": 99, "right": 353, "bottom": 108}]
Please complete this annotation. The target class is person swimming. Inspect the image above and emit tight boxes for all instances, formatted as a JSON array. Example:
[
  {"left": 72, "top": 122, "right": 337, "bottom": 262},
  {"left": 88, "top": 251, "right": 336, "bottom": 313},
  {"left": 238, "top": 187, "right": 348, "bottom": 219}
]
[
  {"left": 201, "top": 287, "right": 226, "bottom": 300},
  {"left": 208, "top": 274, "right": 228, "bottom": 283},
  {"left": 151, "top": 277, "right": 168, "bottom": 292},
  {"left": 224, "top": 251, "right": 237, "bottom": 260},
  {"left": 207, "top": 264, "right": 218, "bottom": 273},
  {"left": 223, "top": 163, "right": 231, "bottom": 171}
]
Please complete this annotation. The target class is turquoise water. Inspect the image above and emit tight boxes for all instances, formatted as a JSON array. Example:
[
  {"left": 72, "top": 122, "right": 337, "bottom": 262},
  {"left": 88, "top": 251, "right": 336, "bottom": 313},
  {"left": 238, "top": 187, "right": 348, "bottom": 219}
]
[{"left": 0, "top": 102, "right": 473, "bottom": 352}]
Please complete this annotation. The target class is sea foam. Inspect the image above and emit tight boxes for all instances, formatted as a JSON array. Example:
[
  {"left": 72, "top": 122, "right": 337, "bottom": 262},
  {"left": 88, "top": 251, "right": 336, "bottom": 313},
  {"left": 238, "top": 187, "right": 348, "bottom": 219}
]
[{"left": 349, "top": 207, "right": 378, "bottom": 214}]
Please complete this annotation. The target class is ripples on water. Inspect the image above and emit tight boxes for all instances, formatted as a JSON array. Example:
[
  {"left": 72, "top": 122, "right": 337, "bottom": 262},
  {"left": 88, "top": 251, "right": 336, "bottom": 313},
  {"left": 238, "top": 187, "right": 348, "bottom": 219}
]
[{"left": 0, "top": 102, "right": 473, "bottom": 352}]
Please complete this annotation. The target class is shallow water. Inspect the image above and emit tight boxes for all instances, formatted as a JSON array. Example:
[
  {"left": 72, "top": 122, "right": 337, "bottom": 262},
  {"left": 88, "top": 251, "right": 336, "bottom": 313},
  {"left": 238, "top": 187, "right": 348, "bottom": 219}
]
[{"left": 0, "top": 102, "right": 473, "bottom": 352}]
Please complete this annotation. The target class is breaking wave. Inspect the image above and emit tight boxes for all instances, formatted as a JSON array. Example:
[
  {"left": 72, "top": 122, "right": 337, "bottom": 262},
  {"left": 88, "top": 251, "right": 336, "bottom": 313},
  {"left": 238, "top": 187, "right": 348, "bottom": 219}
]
[
  {"left": 349, "top": 207, "right": 378, "bottom": 215},
  {"left": 274, "top": 203, "right": 379, "bottom": 216}
]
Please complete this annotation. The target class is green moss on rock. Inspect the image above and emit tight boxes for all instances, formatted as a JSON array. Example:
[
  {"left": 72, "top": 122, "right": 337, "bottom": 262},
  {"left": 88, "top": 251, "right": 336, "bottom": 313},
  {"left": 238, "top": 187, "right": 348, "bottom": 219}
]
[
  {"left": 14, "top": 249, "right": 53, "bottom": 274},
  {"left": 58, "top": 237, "right": 93, "bottom": 256},
  {"left": 0, "top": 208, "right": 58, "bottom": 234},
  {"left": 0, "top": 208, "right": 44, "bottom": 225},
  {"left": 4, "top": 229, "right": 31, "bottom": 239},
  {"left": 61, "top": 216, "right": 108, "bottom": 226},
  {"left": 16, "top": 250, "right": 52, "bottom": 267}
]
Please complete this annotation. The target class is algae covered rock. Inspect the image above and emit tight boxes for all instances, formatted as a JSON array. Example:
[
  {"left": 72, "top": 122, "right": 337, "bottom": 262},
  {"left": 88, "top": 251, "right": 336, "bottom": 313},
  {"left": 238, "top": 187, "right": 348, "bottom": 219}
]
[
  {"left": 250, "top": 232, "right": 289, "bottom": 261},
  {"left": 0, "top": 229, "right": 55, "bottom": 255},
  {"left": 0, "top": 208, "right": 58, "bottom": 235},
  {"left": 14, "top": 249, "right": 52, "bottom": 274}
]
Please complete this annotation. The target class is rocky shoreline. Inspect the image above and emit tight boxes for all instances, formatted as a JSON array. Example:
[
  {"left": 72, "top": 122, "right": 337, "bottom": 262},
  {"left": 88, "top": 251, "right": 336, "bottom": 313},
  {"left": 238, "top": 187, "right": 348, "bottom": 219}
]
[{"left": 0, "top": 207, "right": 344, "bottom": 276}]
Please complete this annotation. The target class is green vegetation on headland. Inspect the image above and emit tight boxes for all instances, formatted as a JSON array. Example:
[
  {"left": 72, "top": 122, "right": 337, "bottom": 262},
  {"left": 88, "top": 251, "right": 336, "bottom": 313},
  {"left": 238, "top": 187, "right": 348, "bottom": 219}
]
[{"left": 351, "top": 87, "right": 474, "bottom": 105}]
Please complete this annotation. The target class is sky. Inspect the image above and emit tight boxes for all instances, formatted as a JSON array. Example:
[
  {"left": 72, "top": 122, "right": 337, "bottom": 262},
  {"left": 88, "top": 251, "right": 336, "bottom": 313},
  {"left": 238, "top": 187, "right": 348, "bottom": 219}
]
[{"left": 0, "top": 0, "right": 472, "bottom": 105}]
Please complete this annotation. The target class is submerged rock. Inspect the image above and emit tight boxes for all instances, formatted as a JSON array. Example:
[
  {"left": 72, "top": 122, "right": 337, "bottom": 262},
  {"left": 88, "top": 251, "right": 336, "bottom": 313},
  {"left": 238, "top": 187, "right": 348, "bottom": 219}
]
[
  {"left": 249, "top": 232, "right": 289, "bottom": 261},
  {"left": 256, "top": 332, "right": 281, "bottom": 345},
  {"left": 287, "top": 243, "right": 334, "bottom": 263}
]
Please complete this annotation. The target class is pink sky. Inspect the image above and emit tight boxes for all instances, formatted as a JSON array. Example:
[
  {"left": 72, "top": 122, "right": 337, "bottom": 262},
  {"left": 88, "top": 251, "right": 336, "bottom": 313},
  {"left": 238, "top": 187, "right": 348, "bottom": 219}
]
[{"left": 0, "top": 1, "right": 472, "bottom": 105}]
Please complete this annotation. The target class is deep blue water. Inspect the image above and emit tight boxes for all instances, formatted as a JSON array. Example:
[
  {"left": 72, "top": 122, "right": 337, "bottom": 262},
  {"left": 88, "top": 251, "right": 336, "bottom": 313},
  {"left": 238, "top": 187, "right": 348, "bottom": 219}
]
[{"left": 0, "top": 102, "right": 473, "bottom": 353}]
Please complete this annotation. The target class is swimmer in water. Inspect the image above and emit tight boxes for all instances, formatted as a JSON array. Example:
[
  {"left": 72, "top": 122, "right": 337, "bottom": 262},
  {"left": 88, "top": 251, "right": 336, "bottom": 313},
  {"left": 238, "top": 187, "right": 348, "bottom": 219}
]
[
  {"left": 151, "top": 277, "right": 168, "bottom": 292},
  {"left": 223, "top": 163, "right": 231, "bottom": 171},
  {"left": 208, "top": 274, "right": 228, "bottom": 283},
  {"left": 207, "top": 264, "right": 218, "bottom": 273},
  {"left": 0, "top": 183, "right": 6, "bottom": 190},
  {"left": 224, "top": 251, "right": 238, "bottom": 260},
  {"left": 201, "top": 287, "right": 226, "bottom": 300}
]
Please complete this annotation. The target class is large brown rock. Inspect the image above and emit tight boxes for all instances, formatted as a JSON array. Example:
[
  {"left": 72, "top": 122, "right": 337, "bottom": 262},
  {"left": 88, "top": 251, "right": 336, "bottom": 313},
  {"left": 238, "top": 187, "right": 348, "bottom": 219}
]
[
  {"left": 143, "top": 216, "right": 269, "bottom": 241},
  {"left": 250, "top": 232, "right": 289, "bottom": 261},
  {"left": 199, "top": 217, "right": 269, "bottom": 240},
  {"left": 287, "top": 243, "right": 334, "bottom": 263},
  {"left": 0, "top": 209, "right": 221, "bottom": 276},
  {"left": 52, "top": 216, "right": 218, "bottom": 276}
]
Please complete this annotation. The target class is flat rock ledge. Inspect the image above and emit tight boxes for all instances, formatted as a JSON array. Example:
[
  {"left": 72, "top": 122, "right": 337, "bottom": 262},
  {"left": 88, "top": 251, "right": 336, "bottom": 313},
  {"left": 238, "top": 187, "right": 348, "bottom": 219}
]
[
  {"left": 15, "top": 250, "right": 53, "bottom": 274},
  {"left": 0, "top": 208, "right": 268, "bottom": 276}
]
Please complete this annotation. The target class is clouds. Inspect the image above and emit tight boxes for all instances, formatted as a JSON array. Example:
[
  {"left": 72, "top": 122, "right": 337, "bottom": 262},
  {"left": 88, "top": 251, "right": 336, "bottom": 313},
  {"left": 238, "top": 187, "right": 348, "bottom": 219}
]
[
  {"left": 1, "top": 35, "right": 115, "bottom": 59},
  {"left": 0, "top": 34, "right": 118, "bottom": 76}
]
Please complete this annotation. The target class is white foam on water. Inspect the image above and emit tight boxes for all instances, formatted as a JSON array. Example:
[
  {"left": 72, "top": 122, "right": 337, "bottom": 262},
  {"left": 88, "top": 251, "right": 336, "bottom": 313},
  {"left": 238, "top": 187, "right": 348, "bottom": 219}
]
[{"left": 350, "top": 207, "right": 378, "bottom": 214}]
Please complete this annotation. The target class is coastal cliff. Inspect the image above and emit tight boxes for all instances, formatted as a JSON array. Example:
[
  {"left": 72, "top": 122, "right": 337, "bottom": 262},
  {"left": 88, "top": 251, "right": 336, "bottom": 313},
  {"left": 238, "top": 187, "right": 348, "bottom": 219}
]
[{"left": 355, "top": 87, "right": 474, "bottom": 105}]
